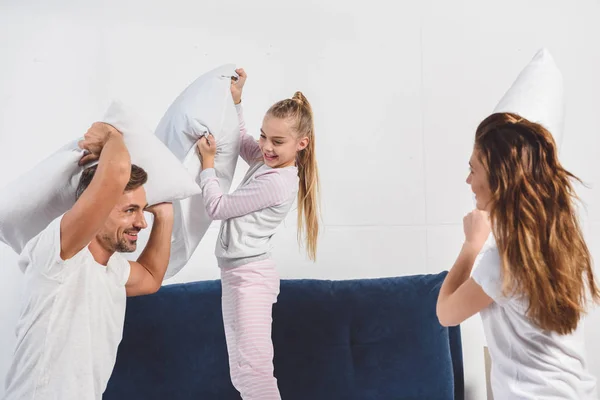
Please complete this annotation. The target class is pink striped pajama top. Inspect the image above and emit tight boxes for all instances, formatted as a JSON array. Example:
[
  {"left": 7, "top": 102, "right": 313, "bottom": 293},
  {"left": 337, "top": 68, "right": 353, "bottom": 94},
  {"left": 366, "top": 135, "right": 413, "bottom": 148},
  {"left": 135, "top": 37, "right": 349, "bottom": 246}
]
[{"left": 198, "top": 104, "right": 299, "bottom": 268}]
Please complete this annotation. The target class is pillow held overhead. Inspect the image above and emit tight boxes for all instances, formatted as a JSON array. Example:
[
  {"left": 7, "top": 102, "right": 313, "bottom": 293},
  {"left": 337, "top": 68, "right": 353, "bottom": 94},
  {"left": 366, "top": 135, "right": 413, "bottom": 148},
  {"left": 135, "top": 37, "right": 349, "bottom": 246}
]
[
  {"left": 493, "top": 48, "right": 565, "bottom": 149},
  {"left": 0, "top": 100, "right": 201, "bottom": 255},
  {"left": 154, "top": 64, "right": 241, "bottom": 279}
]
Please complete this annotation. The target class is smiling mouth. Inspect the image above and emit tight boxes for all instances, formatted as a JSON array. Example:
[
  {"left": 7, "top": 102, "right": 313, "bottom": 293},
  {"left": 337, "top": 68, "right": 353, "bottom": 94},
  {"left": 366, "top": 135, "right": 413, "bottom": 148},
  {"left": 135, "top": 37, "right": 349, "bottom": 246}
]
[{"left": 124, "top": 231, "right": 139, "bottom": 241}]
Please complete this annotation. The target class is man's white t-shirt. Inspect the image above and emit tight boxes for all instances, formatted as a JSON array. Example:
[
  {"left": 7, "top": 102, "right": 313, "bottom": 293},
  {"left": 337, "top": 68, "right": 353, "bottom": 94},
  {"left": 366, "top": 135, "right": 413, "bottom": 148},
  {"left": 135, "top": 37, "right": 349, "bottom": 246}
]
[
  {"left": 4, "top": 216, "right": 131, "bottom": 400},
  {"left": 472, "top": 237, "right": 598, "bottom": 399}
]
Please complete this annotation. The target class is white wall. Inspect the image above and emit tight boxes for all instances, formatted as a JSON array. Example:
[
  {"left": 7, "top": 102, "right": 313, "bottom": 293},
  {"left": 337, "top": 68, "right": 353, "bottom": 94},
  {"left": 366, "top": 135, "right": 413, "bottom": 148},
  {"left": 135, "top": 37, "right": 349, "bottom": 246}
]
[{"left": 1, "top": 1, "right": 599, "bottom": 399}]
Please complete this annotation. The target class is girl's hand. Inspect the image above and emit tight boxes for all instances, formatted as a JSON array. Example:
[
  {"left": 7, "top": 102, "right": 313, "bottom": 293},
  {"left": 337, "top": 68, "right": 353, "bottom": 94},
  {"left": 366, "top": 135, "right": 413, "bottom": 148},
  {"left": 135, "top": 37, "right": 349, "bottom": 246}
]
[
  {"left": 463, "top": 209, "right": 491, "bottom": 253},
  {"left": 197, "top": 134, "right": 217, "bottom": 158},
  {"left": 230, "top": 68, "right": 247, "bottom": 105}
]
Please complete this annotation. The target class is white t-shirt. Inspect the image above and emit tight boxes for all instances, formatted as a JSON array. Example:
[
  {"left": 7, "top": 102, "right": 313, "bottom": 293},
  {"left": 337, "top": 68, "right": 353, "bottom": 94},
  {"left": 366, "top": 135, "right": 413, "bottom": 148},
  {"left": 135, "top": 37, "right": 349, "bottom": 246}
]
[
  {"left": 472, "top": 237, "right": 598, "bottom": 399},
  {"left": 4, "top": 216, "right": 131, "bottom": 400}
]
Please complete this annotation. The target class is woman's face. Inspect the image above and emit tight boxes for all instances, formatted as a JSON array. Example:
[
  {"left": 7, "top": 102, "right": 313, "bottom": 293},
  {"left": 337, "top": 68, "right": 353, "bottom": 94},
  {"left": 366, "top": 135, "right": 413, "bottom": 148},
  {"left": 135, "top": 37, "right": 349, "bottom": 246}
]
[{"left": 466, "top": 149, "right": 493, "bottom": 212}]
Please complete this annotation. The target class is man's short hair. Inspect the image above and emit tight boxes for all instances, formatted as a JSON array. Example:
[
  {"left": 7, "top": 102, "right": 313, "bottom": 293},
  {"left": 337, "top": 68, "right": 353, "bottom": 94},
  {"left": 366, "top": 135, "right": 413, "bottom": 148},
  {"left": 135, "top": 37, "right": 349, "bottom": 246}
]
[{"left": 76, "top": 164, "right": 148, "bottom": 200}]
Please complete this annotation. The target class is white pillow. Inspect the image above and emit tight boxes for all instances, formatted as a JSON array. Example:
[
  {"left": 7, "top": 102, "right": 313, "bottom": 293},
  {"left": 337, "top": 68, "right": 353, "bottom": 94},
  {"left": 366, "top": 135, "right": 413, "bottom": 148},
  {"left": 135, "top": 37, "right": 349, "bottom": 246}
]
[
  {"left": 154, "top": 64, "right": 241, "bottom": 279},
  {"left": 0, "top": 141, "right": 84, "bottom": 254},
  {"left": 0, "top": 100, "right": 201, "bottom": 254},
  {"left": 102, "top": 101, "right": 201, "bottom": 205},
  {"left": 493, "top": 48, "right": 564, "bottom": 148}
]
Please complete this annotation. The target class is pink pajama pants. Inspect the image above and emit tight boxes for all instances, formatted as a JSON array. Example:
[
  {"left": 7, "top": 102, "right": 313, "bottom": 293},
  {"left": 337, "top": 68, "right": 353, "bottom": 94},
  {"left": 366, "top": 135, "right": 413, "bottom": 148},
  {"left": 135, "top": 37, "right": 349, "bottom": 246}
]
[{"left": 220, "top": 259, "right": 281, "bottom": 400}]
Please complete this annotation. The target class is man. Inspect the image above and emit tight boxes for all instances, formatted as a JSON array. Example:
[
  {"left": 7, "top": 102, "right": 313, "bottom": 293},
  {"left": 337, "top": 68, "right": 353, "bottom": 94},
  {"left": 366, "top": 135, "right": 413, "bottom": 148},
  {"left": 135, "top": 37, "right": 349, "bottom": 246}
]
[{"left": 4, "top": 122, "right": 174, "bottom": 399}]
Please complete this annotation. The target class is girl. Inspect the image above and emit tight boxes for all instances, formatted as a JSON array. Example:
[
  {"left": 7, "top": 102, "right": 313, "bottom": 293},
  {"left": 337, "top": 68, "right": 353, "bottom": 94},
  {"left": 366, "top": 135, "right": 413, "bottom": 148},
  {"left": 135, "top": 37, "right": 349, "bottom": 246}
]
[
  {"left": 436, "top": 112, "right": 599, "bottom": 399},
  {"left": 196, "top": 68, "right": 320, "bottom": 400}
]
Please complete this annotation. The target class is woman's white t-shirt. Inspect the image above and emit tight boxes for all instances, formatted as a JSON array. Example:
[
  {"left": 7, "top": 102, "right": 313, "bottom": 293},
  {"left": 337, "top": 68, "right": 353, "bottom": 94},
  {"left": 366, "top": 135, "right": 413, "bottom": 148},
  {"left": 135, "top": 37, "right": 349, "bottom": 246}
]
[{"left": 472, "top": 237, "right": 598, "bottom": 399}]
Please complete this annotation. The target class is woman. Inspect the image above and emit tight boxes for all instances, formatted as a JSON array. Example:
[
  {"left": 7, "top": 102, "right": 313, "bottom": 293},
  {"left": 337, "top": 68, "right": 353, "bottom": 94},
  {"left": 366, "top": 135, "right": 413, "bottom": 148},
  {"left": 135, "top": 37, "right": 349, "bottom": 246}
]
[{"left": 436, "top": 112, "right": 599, "bottom": 399}]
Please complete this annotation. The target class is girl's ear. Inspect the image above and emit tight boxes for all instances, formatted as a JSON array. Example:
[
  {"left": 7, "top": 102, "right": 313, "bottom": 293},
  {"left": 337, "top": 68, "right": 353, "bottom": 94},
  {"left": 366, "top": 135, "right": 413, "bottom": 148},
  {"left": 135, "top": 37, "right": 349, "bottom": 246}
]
[{"left": 297, "top": 137, "right": 309, "bottom": 151}]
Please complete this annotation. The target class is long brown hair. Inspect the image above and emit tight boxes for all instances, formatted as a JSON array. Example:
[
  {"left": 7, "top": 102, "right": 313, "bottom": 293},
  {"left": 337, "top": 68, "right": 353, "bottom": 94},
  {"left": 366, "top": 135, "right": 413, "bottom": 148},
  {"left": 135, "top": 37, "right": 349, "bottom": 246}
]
[
  {"left": 475, "top": 112, "right": 599, "bottom": 334},
  {"left": 267, "top": 92, "right": 321, "bottom": 261}
]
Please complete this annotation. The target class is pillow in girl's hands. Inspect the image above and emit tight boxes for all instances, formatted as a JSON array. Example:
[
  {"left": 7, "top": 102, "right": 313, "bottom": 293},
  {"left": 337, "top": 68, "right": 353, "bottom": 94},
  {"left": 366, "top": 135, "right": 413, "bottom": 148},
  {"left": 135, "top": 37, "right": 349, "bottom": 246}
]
[
  {"left": 154, "top": 64, "right": 241, "bottom": 279},
  {"left": 493, "top": 48, "right": 564, "bottom": 148},
  {"left": 0, "top": 100, "right": 201, "bottom": 255}
]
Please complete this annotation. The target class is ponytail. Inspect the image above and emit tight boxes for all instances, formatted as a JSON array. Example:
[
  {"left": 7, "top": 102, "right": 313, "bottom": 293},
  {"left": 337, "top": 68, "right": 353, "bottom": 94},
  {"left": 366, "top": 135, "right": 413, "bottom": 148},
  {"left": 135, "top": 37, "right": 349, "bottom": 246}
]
[{"left": 268, "top": 92, "right": 321, "bottom": 261}]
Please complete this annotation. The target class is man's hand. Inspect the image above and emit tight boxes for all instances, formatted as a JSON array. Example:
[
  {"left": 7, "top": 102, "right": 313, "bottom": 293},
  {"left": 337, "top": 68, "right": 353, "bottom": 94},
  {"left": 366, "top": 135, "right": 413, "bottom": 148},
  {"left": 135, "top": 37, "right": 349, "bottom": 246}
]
[
  {"left": 78, "top": 122, "right": 121, "bottom": 165},
  {"left": 145, "top": 202, "right": 174, "bottom": 219}
]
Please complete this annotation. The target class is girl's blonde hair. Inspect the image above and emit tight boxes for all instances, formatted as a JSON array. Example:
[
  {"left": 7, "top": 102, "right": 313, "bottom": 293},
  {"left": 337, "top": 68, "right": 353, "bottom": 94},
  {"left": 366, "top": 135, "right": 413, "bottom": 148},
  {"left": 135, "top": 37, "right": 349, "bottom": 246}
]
[{"left": 267, "top": 92, "right": 321, "bottom": 261}]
